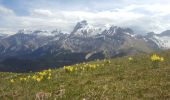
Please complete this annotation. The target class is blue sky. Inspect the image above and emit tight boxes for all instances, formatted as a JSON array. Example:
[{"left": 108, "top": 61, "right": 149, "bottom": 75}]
[{"left": 0, "top": 0, "right": 170, "bottom": 34}]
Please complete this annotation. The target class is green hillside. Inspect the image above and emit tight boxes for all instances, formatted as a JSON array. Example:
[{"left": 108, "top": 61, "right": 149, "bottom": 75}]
[{"left": 0, "top": 51, "right": 170, "bottom": 100}]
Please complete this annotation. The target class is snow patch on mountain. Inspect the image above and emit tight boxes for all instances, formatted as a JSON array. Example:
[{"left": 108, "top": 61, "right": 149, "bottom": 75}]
[
  {"left": 124, "top": 32, "right": 136, "bottom": 38},
  {"left": 150, "top": 35, "right": 170, "bottom": 49}
]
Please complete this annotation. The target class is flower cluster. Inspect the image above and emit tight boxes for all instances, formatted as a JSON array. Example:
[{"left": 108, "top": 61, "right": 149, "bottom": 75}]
[
  {"left": 9, "top": 69, "right": 52, "bottom": 83},
  {"left": 32, "top": 69, "right": 52, "bottom": 82},
  {"left": 151, "top": 54, "right": 164, "bottom": 62},
  {"left": 63, "top": 60, "right": 111, "bottom": 73},
  {"left": 64, "top": 66, "right": 74, "bottom": 72},
  {"left": 64, "top": 64, "right": 98, "bottom": 72}
]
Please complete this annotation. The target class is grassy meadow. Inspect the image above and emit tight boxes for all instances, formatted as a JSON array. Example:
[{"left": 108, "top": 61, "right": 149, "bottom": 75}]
[{"left": 0, "top": 51, "right": 170, "bottom": 100}]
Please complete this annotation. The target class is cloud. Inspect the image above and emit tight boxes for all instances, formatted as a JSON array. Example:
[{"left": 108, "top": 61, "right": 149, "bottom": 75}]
[
  {"left": 0, "top": 5, "right": 14, "bottom": 15},
  {"left": 1, "top": 2, "right": 170, "bottom": 34},
  {"left": 31, "top": 9, "right": 54, "bottom": 17},
  {"left": 16, "top": 9, "right": 144, "bottom": 33}
]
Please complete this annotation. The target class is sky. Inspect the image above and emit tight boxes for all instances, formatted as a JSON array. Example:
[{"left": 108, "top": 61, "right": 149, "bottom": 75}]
[{"left": 0, "top": 0, "right": 170, "bottom": 34}]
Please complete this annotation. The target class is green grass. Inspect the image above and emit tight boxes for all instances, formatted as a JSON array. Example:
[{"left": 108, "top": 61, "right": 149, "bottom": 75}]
[{"left": 0, "top": 51, "right": 170, "bottom": 100}]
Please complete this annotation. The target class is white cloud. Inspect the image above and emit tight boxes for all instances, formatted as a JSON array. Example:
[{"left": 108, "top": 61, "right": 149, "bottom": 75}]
[
  {"left": 0, "top": 5, "right": 14, "bottom": 15},
  {"left": 31, "top": 9, "right": 54, "bottom": 17},
  {"left": 1, "top": 3, "right": 170, "bottom": 34}
]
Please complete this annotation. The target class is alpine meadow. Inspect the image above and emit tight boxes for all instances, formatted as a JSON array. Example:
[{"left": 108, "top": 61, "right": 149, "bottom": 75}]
[{"left": 0, "top": 0, "right": 170, "bottom": 100}]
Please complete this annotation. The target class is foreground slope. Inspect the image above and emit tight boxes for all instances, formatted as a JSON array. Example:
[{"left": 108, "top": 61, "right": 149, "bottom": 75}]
[{"left": 0, "top": 51, "right": 170, "bottom": 99}]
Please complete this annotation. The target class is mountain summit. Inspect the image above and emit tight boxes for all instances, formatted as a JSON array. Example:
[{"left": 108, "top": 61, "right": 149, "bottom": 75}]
[{"left": 71, "top": 20, "right": 103, "bottom": 37}]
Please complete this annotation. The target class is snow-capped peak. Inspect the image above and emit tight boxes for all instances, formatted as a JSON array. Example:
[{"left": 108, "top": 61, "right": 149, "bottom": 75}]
[
  {"left": 103, "top": 24, "right": 111, "bottom": 30},
  {"left": 71, "top": 20, "right": 103, "bottom": 37},
  {"left": 71, "top": 20, "right": 88, "bottom": 34},
  {"left": 78, "top": 20, "right": 88, "bottom": 28}
]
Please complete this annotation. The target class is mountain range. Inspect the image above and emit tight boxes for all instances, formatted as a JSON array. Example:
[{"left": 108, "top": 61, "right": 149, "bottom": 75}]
[{"left": 0, "top": 20, "right": 170, "bottom": 72}]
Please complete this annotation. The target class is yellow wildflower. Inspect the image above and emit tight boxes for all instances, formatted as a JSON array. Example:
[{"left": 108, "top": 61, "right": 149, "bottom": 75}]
[
  {"left": 23, "top": 78, "right": 27, "bottom": 81},
  {"left": 48, "top": 69, "right": 52, "bottom": 72},
  {"left": 151, "top": 54, "right": 164, "bottom": 62},
  {"left": 96, "top": 64, "right": 100, "bottom": 67},
  {"left": 69, "top": 67, "right": 74, "bottom": 72},
  {"left": 93, "top": 65, "right": 96, "bottom": 69},
  {"left": 64, "top": 66, "right": 74, "bottom": 72},
  {"left": 36, "top": 78, "right": 41, "bottom": 82},
  {"left": 47, "top": 76, "right": 51, "bottom": 80},
  {"left": 48, "top": 73, "right": 52, "bottom": 76},
  {"left": 160, "top": 57, "right": 164, "bottom": 62},
  {"left": 20, "top": 78, "right": 23, "bottom": 81},
  {"left": 151, "top": 54, "right": 160, "bottom": 61},
  {"left": 128, "top": 57, "right": 133, "bottom": 61},
  {"left": 39, "top": 72, "right": 47, "bottom": 76},
  {"left": 32, "top": 75, "right": 37, "bottom": 80},
  {"left": 10, "top": 79, "right": 14, "bottom": 83}
]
